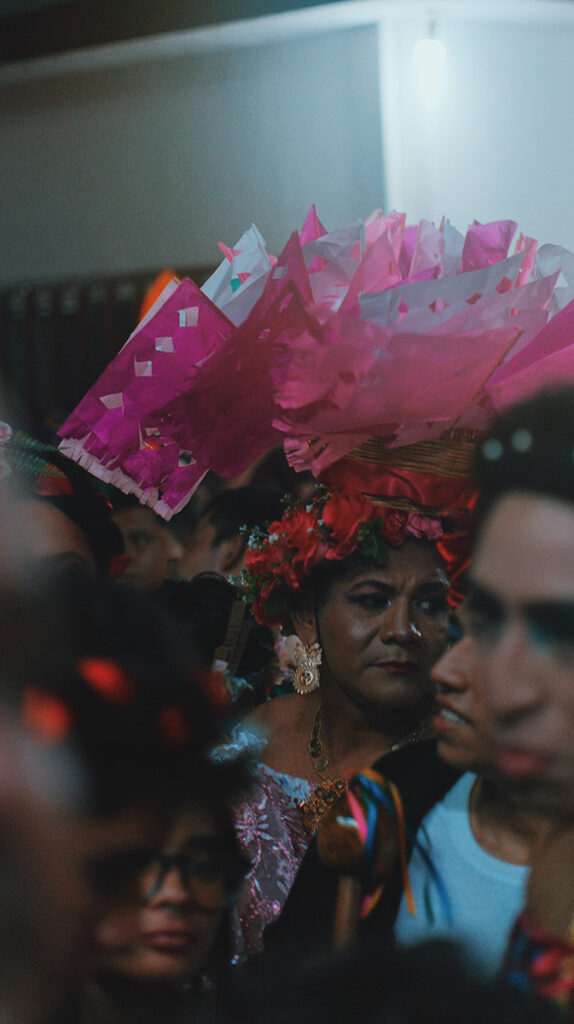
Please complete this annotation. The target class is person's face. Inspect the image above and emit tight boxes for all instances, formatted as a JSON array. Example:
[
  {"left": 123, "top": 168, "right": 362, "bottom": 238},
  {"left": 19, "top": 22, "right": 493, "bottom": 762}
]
[
  {"left": 112, "top": 508, "right": 182, "bottom": 591},
  {"left": 313, "top": 542, "right": 449, "bottom": 715},
  {"left": 470, "top": 491, "right": 574, "bottom": 817},
  {"left": 432, "top": 602, "right": 496, "bottom": 774},
  {"left": 177, "top": 516, "right": 220, "bottom": 581},
  {"left": 90, "top": 803, "right": 240, "bottom": 984},
  {"left": 0, "top": 713, "right": 90, "bottom": 1024},
  {"left": 12, "top": 500, "right": 96, "bottom": 575}
]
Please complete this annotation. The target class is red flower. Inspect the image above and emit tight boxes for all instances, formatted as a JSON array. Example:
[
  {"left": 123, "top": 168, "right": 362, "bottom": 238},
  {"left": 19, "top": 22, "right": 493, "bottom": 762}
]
[
  {"left": 322, "top": 490, "right": 374, "bottom": 558},
  {"left": 380, "top": 509, "right": 408, "bottom": 547}
]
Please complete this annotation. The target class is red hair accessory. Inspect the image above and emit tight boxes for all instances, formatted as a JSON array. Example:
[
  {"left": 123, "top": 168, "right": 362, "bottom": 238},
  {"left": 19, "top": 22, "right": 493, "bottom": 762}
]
[
  {"left": 35, "top": 468, "right": 74, "bottom": 497},
  {"left": 76, "top": 658, "right": 136, "bottom": 703},
  {"left": 241, "top": 487, "right": 446, "bottom": 628},
  {"left": 23, "top": 687, "right": 73, "bottom": 744},
  {"left": 436, "top": 528, "right": 473, "bottom": 608}
]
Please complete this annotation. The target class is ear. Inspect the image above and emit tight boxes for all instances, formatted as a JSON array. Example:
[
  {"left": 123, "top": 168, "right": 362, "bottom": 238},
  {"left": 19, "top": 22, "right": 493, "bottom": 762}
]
[
  {"left": 289, "top": 596, "right": 318, "bottom": 647},
  {"left": 218, "top": 533, "right": 246, "bottom": 574}
]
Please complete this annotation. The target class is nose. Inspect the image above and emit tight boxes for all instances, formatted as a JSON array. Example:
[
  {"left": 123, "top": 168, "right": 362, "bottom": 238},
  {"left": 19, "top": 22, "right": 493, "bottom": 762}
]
[
  {"left": 380, "top": 597, "right": 422, "bottom": 646},
  {"left": 432, "top": 637, "right": 472, "bottom": 691},
  {"left": 147, "top": 864, "right": 191, "bottom": 909},
  {"left": 478, "top": 620, "right": 545, "bottom": 725}
]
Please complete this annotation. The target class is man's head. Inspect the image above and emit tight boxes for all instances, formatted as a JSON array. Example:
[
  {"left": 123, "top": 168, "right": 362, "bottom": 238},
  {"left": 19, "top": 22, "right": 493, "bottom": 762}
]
[
  {"left": 470, "top": 386, "right": 574, "bottom": 817},
  {"left": 111, "top": 495, "right": 182, "bottom": 591},
  {"left": 176, "top": 487, "right": 284, "bottom": 581}
]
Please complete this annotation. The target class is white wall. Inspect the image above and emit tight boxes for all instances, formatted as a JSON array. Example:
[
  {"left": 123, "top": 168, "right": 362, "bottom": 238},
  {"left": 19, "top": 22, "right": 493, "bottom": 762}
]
[
  {"left": 0, "top": 25, "right": 383, "bottom": 286},
  {"left": 380, "top": 11, "right": 574, "bottom": 250},
  {"left": 3, "top": 5, "right": 574, "bottom": 290}
]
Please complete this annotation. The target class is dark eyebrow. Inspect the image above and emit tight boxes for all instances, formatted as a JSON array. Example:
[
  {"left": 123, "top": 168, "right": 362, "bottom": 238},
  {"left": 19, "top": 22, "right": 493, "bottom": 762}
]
[
  {"left": 524, "top": 601, "right": 574, "bottom": 635},
  {"left": 347, "top": 578, "right": 447, "bottom": 594},
  {"left": 41, "top": 552, "right": 90, "bottom": 570},
  {"left": 347, "top": 580, "right": 394, "bottom": 593}
]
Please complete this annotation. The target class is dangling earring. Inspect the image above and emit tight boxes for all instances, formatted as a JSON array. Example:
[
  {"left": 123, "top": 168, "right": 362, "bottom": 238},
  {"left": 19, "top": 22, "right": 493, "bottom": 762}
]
[{"left": 293, "top": 640, "right": 322, "bottom": 695}]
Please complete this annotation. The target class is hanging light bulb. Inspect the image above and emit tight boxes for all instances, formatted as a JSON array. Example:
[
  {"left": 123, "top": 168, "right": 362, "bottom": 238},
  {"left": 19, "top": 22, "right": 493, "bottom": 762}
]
[{"left": 414, "top": 19, "right": 446, "bottom": 108}]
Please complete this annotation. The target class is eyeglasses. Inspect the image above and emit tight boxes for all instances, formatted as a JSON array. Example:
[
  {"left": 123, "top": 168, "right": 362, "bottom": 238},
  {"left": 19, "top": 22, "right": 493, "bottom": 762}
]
[
  {"left": 86, "top": 841, "right": 249, "bottom": 909},
  {"left": 142, "top": 844, "right": 249, "bottom": 909}
]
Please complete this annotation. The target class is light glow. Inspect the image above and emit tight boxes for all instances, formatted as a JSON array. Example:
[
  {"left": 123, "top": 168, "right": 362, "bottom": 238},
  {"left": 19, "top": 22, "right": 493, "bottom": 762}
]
[{"left": 414, "top": 37, "right": 446, "bottom": 107}]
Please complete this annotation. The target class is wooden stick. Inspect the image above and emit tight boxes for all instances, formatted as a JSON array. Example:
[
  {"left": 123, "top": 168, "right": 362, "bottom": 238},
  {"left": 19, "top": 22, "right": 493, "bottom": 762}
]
[{"left": 333, "top": 876, "right": 362, "bottom": 951}]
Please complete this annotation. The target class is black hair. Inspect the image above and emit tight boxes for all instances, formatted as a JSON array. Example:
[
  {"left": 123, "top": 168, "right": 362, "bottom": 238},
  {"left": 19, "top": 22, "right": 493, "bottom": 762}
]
[
  {"left": 474, "top": 385, "right": 574, "bottom": 541},
  {"left": 200, "top": 487, "right": 284, "bottom": 548},
  {"left": 155, "top": 575, "right": 276, "bottom": 702},
  {"left": 107, "top": 489, "right": 183, "bottom": 537},
  {"left": 0, "top": 571, "right": 251, "bottom": 818},
  {"left": 7, "top": 438, "right": 124, "bottom": 577},
  {"left": 213, "top": 940, "right": 561, "bottom": 1024}
]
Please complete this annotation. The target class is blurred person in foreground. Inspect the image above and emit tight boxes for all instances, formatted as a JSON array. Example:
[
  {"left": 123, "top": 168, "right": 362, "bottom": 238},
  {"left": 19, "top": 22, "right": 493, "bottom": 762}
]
[
  {"left": 0, "top": 570, "right": 250, "bottom": 1024},
  {"left": 392, "top": 600, "right": 555, "bottom": 978},
  {"left": 209, "top": 939, "right": 560, "bottom": 1024},
  {"left": 0, "top": 425, "right": 125, "bottom": 581},
  {"left": 463, "top": 386, "right": 574, "bottom": 1010},
  {"left": 82, "top": 791, "right": 250, "bottom": 1024}
]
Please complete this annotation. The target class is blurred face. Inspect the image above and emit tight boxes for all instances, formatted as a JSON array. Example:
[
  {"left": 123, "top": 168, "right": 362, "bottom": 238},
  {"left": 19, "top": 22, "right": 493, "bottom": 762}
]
[
  {"left": 470, "top": 492, "right": 574, "bottom": 817},
  {"left": 177, "top": 516, "right": 220, "bottom": 581},
  {"left": 314, "top": 542, "right": 449, "bottom": 715},
  {"left": 113, "top": 508, "right": 181, "bottom": 591},
  {"left": 90, "top": 803, "right": 244, "bottom": 984},
  {"left": 0, "top": 713, "right": 89, "bottom": 1023},
  {"left": 12, "top": 500, "right": 96, "bottom": 575},
  {"left": 432, "top": 603, "right": 496, "bottom": 773}
]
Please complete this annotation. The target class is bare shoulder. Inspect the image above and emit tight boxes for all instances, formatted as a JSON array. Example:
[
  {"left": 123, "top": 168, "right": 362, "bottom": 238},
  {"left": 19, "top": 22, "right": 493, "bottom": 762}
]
[
  {"left": 243, "top": 693, "right": 317, "bottom": 778},
  {"left": 245, "top": 693, "right": 304, "bottom": 732}
]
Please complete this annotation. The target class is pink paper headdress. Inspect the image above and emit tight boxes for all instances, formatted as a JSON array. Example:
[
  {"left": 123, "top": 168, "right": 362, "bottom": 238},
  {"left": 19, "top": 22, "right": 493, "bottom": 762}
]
[{"left": 58, "top": 207, "right": 574, "bottom": 520}]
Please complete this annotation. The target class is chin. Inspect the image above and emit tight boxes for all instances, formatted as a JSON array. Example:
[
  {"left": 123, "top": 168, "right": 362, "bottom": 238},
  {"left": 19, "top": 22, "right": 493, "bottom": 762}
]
[
  {"left": 436, "top": 738, "right": 481, "bottom": 772},
  {"left": 100, "top": 953, "right": 200, "bottom": 986}
]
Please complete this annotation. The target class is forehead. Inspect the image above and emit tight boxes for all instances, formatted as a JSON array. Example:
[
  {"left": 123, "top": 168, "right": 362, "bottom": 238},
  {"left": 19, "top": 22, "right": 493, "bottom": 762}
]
[
  {"left": 16, "top": 500, "right": 95, "bottom": 570},
  {"left": 113, "top": 507, "right": 162, "bottom": 535},
  {"left": 189, "top": 515, "right": 216, "bottom": 546},
  {"left": 329, "top": 541, "right": 447, "bottom": 591},
  {"left": 473, "top": 492, "right": 574, "bottom": 602},
  {"left": 164, "top": 802, "right": 220, "bottom": 851}
]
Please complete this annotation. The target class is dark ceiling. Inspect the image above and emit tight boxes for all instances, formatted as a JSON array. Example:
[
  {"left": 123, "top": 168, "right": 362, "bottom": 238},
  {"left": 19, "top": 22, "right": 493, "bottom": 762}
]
[
  {"left": 0, "top": 0, "right": 338, "bottom": 63},
  {"left": 0, "top": 0, "right": 69, "bottom": 15}
]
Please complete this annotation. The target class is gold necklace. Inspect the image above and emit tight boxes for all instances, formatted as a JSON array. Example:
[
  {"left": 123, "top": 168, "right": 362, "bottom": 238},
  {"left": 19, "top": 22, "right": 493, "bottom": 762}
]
[
  {"left": 299, "top": 705, "right": 432, "bottom": 832},
  {"left": 300, "top": 707, "right": 347, "bottom": 831}
]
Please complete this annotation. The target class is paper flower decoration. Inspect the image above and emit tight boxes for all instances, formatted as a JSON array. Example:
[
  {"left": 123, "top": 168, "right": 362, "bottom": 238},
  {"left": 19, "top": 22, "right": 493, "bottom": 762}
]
[{"left": 59, "top": 207, "right": 574, "bottom": 517}]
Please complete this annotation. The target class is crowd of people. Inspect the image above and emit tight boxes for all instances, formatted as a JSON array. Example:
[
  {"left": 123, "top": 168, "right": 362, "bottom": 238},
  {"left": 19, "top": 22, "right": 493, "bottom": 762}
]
[{"left": 5, "top": 209, "right": 574, "bottom": 1023}]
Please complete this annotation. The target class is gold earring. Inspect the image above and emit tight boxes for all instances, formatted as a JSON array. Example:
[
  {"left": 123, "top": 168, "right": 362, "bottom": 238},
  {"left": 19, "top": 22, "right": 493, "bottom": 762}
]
[{"left": 293, "top": 640, "right": 322, "bottom": 695}]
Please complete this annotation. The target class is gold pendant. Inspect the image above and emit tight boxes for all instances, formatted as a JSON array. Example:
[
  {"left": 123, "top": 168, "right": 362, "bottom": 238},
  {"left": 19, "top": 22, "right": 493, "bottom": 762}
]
[{"left": 299, "top": 777, "right": 347, "bottom": 831}]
